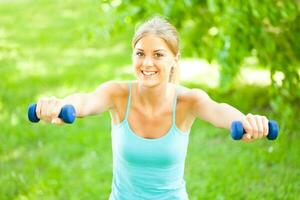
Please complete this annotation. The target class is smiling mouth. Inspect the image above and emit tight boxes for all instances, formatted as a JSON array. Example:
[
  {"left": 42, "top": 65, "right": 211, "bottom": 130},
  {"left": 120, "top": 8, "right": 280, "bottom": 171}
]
[{"left": 141, "top": 70, "right": 158, "bottom": 77}]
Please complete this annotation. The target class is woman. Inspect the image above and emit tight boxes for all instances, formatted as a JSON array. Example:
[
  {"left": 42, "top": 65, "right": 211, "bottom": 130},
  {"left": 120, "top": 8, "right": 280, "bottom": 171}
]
[{"left": 35, "top": 16, "right": 270, "bottom": 200}]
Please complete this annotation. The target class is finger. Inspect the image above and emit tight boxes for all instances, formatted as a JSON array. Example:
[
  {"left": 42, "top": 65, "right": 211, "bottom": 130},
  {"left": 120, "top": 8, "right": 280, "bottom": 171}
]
[
  {"left": 52, "top": 101, "right": 61, "bottom": 119},
  {"left": 242, "top": 118, "right": 252, "bottom": 139},
  {"left": 50, "top": 97, "right": 60, "bottom": 120},
  {"left": 43, "top": 98, "right": 53, "bottom": 123},
  {"left": 255, "top": 115, "right": 264, "bottom": 139},
  {"left": 40, "top": 98, "right": 47, "bottom": 120},
  {"left": 45, "top": 98, "right": 52, "bottom": 119},
  {"left": 51, "top": 118, "right": 64, "bottom": 125},
  {"left": 36, "top": 98, "right": 44, "bottom": 119},
  {"left": 262, "top": 116, "right": 269, "bottom": 136},
  {"left": 246, "top": 113, "right": 258, "bottom": 139},
  {"left": 241, "top": 134, "right": 254, "bottom": 142}
]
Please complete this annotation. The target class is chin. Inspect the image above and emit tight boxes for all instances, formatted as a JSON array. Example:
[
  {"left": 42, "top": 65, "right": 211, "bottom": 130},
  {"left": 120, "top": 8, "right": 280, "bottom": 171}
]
[
  {"left": 139, "top": 79, "right": 159, "bottom": 88},
  {"left": 136, "top": 72, "right": 167, "bottom": 87}
]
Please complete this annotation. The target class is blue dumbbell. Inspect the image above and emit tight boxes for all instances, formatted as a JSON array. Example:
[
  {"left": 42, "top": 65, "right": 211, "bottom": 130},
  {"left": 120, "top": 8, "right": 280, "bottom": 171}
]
[
  {"left": 28, "top": 103, "right": 76, "bottom": 124},
  {"left": 231, "top": 120, "right": 279, "bottom": 140}
]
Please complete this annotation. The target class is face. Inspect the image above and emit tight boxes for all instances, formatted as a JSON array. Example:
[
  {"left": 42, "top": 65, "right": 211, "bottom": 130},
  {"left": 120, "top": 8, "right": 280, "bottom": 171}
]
[{"left": 132, "top": 34, "right": 178, "bottom": 87}]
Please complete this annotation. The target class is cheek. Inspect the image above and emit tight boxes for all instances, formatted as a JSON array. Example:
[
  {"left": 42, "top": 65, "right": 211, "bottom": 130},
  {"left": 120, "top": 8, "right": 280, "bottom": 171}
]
[
  {"left": 133, "top": 61, "right": 141, "bottom": 75},
  {"left": 132, "top": 57, "right": 140, "bottom": 66},
  {"left": 132, "top": 60, "right": 138, "bottom": 69},
  {"left": 161, "top": 60, "right": 173, "bottom": 71}
]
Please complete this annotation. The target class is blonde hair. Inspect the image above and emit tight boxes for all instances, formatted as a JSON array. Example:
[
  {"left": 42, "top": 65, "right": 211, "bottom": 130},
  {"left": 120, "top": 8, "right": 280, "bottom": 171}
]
[{"left": 132, "top": 16, "right": 180, "bottom": 84}]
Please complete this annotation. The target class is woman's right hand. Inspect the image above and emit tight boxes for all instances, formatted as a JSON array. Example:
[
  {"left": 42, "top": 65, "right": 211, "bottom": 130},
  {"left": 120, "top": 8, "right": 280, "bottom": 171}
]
[{"left": 36, "top": 96, "right": 64, "bottom": 124}]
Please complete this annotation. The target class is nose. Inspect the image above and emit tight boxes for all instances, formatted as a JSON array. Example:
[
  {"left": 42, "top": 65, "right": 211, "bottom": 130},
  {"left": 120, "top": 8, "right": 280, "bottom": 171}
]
[{"left": 143, "top": 56, "right": 154, "bottom": 67}]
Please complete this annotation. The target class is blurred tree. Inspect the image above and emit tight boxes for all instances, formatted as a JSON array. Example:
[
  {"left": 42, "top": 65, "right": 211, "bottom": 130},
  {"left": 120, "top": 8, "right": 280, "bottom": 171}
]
[{"left": 97, "top": 0, "right": 299, "bottom": 122}]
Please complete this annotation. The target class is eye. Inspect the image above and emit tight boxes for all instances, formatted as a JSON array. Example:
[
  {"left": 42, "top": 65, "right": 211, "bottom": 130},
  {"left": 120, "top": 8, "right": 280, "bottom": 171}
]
[
  {"left": 154, "top": 53, "right": 164, "bottom": 58},
  {"left": 135, "top": 51, "right": 144, "bottom": 57}
]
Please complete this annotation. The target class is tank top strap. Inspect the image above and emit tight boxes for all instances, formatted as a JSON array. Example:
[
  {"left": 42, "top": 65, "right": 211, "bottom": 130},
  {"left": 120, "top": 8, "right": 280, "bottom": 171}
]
[
  {"left": 124, "top": 82, "right": 132, "bottom": 120},
  {"left": 172, "top": 87, "right": 178, "bottom": 124}
]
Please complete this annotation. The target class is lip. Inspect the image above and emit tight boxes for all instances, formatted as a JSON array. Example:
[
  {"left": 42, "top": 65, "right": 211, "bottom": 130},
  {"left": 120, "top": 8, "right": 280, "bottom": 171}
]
[
  {"left": 140, "top": 70, "right": 158, "bottom": 77},
  {"left": 141, "top": 70, "right": 158, "bottom": 73}
]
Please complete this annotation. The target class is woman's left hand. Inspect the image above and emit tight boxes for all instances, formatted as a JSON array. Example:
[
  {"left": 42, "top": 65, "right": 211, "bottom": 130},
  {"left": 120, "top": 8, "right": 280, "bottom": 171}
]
[{"left": 241, "top": 113, "right": 269, "bottom": 142}]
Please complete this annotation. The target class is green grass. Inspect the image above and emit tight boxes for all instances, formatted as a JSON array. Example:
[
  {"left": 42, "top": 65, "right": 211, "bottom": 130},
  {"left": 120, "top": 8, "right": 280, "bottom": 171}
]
[{"left": 1, "top": 1, "right": 299, "bottom": 200}]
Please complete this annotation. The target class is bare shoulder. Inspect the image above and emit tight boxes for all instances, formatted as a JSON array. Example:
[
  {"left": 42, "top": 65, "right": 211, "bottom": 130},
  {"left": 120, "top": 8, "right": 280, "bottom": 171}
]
[
  {"left": 176, "top": 85, "right": 210, "bottom": 105},
  {"left": 95, "top": 80, "right": 130, "bottom": 97}
]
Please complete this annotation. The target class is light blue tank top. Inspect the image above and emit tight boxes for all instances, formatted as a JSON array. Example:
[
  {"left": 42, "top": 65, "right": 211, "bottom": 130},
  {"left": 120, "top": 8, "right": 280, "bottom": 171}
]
[{"left": 110, "top": 82, "right": 190, "bottom": 200}]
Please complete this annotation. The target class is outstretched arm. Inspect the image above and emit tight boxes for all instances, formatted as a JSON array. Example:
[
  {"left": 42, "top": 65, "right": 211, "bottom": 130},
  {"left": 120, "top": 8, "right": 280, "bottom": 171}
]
[
  {"left": 190, "top": 89, "right": 269, "bottom": 141},
  {"left": 61, "top": 81, "right": 116, "bottom": 117},
  {"left": 36, "top": 81, "right": 119, "bottom": 124}
]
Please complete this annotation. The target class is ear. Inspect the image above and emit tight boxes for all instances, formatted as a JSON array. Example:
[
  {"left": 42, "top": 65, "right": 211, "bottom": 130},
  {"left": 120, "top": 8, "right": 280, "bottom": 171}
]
[{"left": 175, "top": 53, "right": 180, "bottom": 62}]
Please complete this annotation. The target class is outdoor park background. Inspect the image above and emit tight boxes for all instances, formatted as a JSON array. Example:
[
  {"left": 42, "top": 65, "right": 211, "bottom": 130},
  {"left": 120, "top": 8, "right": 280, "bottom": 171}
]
[{"left": 0, "top": 0, "right": 299, "bottom": 199}]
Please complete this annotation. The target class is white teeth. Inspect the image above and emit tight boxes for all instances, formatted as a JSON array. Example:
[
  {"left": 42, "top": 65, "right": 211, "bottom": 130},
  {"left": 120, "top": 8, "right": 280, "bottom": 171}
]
[{"left": 142, "top": 71, "right": 157, "bottom": 76}]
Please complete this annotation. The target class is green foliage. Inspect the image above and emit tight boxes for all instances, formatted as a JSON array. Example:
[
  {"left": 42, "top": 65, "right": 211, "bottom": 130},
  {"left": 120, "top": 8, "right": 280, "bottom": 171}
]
[
  {"left": 99, "top": 0, "right": 300, "bottom": 118},
  {"left": 0, "top": 0, "right": 299, "bottom": 199}
]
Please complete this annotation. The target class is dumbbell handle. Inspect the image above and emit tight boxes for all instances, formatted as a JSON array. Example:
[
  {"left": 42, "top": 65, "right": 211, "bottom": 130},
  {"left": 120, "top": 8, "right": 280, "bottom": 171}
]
[
  {"left": 28, "top": 103, "right": 76, "bottom": 124},
  {"left": 231, "top": 120, "right": 279, "bottom": 140}
]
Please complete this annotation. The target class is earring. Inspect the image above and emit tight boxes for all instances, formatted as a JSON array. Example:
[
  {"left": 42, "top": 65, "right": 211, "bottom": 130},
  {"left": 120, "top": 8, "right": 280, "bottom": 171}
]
[{"left": 170, "top": 66, "right": 174, "bottom": 73}]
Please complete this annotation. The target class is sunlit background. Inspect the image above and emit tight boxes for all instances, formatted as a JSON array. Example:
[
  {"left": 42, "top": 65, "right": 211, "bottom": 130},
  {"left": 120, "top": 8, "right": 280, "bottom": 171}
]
[{"left": 1, "top": 0, "right": 299, "bottom": 199}]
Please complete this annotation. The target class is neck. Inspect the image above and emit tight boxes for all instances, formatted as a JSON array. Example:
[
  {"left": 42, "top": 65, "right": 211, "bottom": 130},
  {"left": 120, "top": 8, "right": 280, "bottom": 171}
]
[{"left": 137, "top": 82, "right": 171, "bottom": 111}]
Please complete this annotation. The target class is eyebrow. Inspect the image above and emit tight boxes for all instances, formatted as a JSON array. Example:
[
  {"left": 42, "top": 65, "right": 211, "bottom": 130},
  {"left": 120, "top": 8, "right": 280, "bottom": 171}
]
[{"left": 136, "top": 48, "right": 167, "bottom": 52}]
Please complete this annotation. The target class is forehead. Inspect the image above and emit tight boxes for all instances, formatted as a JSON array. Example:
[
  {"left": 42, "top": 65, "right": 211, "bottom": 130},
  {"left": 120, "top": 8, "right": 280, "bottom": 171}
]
[{"left": 134, "top": 34, "right": 170, "bottom": 52}]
